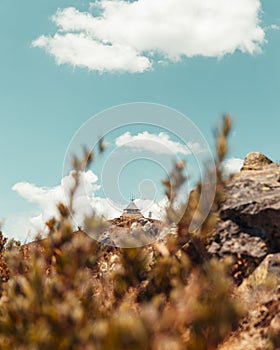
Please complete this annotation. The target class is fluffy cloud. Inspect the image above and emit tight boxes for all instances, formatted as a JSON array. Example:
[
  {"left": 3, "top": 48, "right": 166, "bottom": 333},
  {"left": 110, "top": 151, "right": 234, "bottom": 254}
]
[
  {"left": 270, "top": 24, "right": 280, "bottom": 31},
  {"left": 134, "top": 198, "right": 168, "bottom": 220},
  {"left": 115, "top": 131, "right": 201, "bottom": 155},
  {"left": 33, "top": 33, "right": 151, "bottom": 73},
  {"left": 10, "top": 170, "right": 166, "bottom": 241},
  {"left": 12, "top": 170, "right": 100, "bottom": 223},
  {"left": 3, "top": 216, "right": 38, "bottom": 243},
  {"left": 222, "top": 157, "right": 243, "bottom": 177},
  {"left": 32, "top": 0, "right": 265, "bottom": 73},
  {"left": 11, "top": 171, "right": 108, "bottom": 239}
]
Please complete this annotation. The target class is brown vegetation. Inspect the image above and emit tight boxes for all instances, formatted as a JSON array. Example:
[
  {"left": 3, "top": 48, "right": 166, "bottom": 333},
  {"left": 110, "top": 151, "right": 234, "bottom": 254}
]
[{"left": 0, "top": 116, "right": 278, "bottom": 349}]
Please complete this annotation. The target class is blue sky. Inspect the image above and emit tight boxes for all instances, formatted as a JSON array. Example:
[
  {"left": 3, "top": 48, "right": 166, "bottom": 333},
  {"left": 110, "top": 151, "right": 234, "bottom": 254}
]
[{"left": 0, "top": 0, "right": 279, "bottom": 240}]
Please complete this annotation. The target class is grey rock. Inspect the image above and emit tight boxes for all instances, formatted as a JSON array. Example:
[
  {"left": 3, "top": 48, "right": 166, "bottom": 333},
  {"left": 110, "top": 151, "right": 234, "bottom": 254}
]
[
  {"left": 208, "top": 153, "right": 280, "bottom": 283},
  {"left": 209, "top": 220, "right": 267, "bottom": 259}
]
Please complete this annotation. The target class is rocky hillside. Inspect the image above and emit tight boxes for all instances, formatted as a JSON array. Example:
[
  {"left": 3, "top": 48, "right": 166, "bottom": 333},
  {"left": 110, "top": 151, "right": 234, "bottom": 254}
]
[
  {"left": 1, "top": 151, "right": 280, "bottom": 349},
  {"left": 98, "top": 216, "right": 165, "bottom": 247},
  {"left": 211, "top": 152, "right": 280, "bottom": 349},
  {"left": 208, "top": 152, "right": 280, "bottom": 282}
]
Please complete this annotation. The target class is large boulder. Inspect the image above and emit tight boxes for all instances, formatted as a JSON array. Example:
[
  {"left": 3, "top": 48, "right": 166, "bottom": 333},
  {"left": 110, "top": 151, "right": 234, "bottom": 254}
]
[{"left": 208, "top": 152, "right": 280, "bottom": 283}]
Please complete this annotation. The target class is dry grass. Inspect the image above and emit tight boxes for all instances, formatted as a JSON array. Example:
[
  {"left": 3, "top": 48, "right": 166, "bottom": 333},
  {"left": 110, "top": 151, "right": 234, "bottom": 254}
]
[{"left": 0, "top": 117, "right": 245, "bottom": 349}]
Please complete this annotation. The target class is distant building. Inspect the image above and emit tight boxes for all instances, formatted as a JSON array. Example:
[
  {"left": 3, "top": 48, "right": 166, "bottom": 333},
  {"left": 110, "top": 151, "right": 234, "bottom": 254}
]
[{"left": 122, "top": 200, "right": 143, "bottom": 218}]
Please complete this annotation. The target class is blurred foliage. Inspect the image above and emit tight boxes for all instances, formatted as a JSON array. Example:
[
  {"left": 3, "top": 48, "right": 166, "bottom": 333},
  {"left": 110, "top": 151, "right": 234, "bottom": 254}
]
[{"left": 0, "top": 117, "right": 245, "bottom": 349}]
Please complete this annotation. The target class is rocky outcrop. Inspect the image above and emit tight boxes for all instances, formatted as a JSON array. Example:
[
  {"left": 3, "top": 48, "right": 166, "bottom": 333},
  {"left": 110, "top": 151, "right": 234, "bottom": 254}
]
[
  {"left": 210, "top": 153, "right": 280, "bottom": 350},
  {"left": 222, "top": 152, "right": 280, "bottom": 244},
  {"left": 239, "top": 253, "right": 280, "bottom": 292},
  {"left": 218, "top": 254, "right": 280, "bottom": 350},
  {"left": 208, "top": 152, "right": 280, "bottom": 284},
  {"left": 240, "top": 152, "right": 274, "bottom": 171},
  {"left": 98, "top": 216, "right": 163, "bottom": 247}
]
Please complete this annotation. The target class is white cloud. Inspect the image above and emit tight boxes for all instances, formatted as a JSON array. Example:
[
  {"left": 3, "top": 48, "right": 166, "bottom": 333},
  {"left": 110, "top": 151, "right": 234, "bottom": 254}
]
[
  {"left": 270, "top": 24, "right": 280, "bottom": 31},
  {"left": 11, "top": 170, "right": 104, "bottom": 240},
  {"left": 33, "top": 33, "right": 151, "bottom": 73},
  {"left": 12, "top": 170, "right": 100, "bottom": 222},
  {"left": 222, "top": 157, "right": 243, "bottom": 177},
  {"left": 134, "top": 197, "right": 168, "bottom": 220},
  {"left": 115, "top": 131, "right": 201, "bottom": 155},
  {"left": 32, "top": 0, "right": 265, "bottom": 73},
  {"left": 3, "top": 215, "right": 38, "bottom": 243}
]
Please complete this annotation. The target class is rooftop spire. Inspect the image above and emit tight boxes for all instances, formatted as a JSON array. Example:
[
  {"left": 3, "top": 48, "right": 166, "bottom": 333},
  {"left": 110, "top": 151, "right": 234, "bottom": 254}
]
[{"left": 123, "top": 198, "right": 142, "bottom": 217}]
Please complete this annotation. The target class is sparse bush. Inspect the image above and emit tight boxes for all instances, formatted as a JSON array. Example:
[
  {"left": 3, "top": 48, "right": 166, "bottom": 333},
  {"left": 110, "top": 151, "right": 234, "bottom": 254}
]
[{"left": 0, "top": 117, "right": 244, "bottom": 349}]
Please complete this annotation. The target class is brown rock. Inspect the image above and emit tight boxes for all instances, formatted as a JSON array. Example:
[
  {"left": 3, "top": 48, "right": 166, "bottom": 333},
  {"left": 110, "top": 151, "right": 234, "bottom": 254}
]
[
  {"left": 218, "top": 254, "right": 280, "bottom": 350},
  {"left": 221, "top": 155, "right": 280, "bottom": 241},
  {"left": 239, "top": 253, "right": 280, "bottom": 293},
  {"left": 241, "top": 152, "right": 273, "bottom": 171},
  {"left": 208, "top": 152, "right": 280, "bottom": 284}
]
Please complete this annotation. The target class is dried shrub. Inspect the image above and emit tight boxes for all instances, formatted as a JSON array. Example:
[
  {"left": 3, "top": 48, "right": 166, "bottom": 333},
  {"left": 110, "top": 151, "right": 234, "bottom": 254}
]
[{"left": 0, "top": 117, "right": 244, "bottom": 349}]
